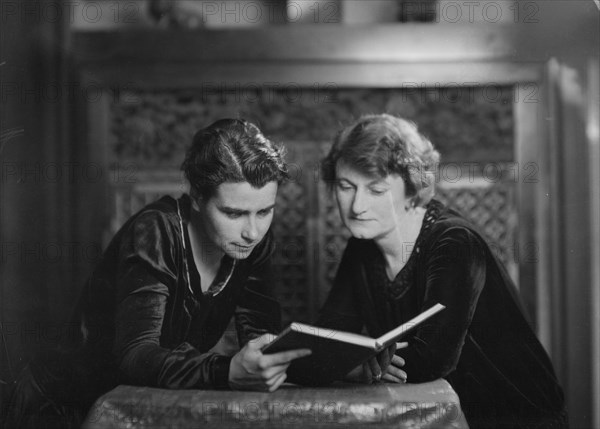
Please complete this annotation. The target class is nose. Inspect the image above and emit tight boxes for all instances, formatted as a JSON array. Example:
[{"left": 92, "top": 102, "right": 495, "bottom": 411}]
[
  {"left": 351, "top": 190, "right": 367, "bottom": 216},
  {"left": 241, "top": 216, "right": 259, "bottom": 242}
]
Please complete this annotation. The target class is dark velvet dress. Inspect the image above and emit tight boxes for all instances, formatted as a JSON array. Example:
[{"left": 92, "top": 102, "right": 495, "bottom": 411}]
[
  {"left": 4, "top": 195, "right": 281, "bottom": 428},
  {"left": 316, "top": 200, "right": 567, "bottom": 429}
]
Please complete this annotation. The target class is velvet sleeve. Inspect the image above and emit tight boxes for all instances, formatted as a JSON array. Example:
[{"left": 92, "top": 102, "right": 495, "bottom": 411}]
[
  {"left": 113, "top": 211, "right": 231, "bottom": 390},
  {"left": 315, "top": 239, "right": 364, "bottom": 333},
  {"left": 234, "top": 230, "right": 282, "bottom": 346},
  {"left": 398, "top": 226, "right": 487, "bottom": 382}
]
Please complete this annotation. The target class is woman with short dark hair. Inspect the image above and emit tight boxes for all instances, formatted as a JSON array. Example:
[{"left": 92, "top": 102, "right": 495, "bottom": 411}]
[
  {"left": 4, "top": 118, "right": 310, "bottom": 428},
  {"left": 317, "top": 114, "right": 567, "bottom": 428}
]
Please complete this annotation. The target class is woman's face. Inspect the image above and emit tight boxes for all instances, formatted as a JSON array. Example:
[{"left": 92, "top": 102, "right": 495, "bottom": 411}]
[
  {"left": 335, "top": 161, "right": 411, "bottom": 240},
  {"left": 193, "top": 181, "right": 278, "bottom": 259}
]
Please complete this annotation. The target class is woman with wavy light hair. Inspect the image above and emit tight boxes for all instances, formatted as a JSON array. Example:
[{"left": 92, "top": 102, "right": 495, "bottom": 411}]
[{"left": 314, "top": 114, "right": 567, "bottom": 428}]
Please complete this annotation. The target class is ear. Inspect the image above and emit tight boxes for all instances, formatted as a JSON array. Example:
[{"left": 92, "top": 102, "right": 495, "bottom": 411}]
[
  {"left": 404, "top": 194, "right": 417, "bottom": 211},
  {"left": 189, "top": 188, "right": 204, "bottom": 211},
  {"left": 191, "top": 197, "right": 202, "bottom": 212}
]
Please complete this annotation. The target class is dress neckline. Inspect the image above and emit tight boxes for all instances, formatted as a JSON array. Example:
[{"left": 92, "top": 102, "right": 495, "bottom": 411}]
[
  {"left": 372, "top": 199, "right": 445, "bottom": 300},
  {"left": 177, "top": 194, "right": 236, "bottom": 298}
]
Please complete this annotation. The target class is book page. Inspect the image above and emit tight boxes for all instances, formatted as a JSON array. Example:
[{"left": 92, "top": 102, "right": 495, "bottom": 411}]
[
  {"left": 290, "top": 323, "right": 378, "bottom": 349},
  {"left": 376, "top": 303, "right": 445, "bottom": 347}
]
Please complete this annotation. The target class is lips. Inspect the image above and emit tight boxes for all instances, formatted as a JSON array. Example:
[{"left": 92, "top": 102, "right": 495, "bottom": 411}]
[{"left": 232, "top": 243, "right": 253, "bottom": 250}]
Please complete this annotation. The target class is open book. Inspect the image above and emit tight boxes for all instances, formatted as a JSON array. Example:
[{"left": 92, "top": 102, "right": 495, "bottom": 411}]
[{"left": 263, "top": 303, "right": 445, "bottom": 385}]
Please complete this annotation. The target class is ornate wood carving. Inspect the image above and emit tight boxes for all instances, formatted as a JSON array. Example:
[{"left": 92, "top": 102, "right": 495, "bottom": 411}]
[{"left": 110, "top": 87, "right": 513, "bottom": 165}]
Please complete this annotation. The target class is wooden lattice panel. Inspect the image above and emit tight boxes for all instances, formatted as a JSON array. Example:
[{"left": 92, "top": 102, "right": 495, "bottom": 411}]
[
  {"left": 271, "top": 171, "right": 311, "bottom": 324},
  {"left": 109, "top": 87, "right": 514, "bottom": 167},
  {"left": 436, "top": 178, "right": 518, "bottom": 286}
]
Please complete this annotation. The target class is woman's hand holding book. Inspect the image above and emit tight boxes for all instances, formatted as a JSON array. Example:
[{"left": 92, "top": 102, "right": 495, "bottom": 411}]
[
  {"left": 344, "top": 342, "right": 408, "bottom": 384},
  {"left": 229, "top": 333, "right": 312, "bottom": 392}
]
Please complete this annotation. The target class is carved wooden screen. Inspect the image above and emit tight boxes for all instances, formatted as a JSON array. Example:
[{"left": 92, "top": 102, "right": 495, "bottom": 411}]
[{"left": 107, "top": 86, "right": 516, "bottom": 326}]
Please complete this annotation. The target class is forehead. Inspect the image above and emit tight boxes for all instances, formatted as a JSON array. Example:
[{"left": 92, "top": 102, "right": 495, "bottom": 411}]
[{"left": 212, "top": 181, "right": 278, "bottom": 209}]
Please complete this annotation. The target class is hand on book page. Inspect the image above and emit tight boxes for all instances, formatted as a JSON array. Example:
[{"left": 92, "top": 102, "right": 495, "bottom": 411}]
[
  {"left": 229, "top": 333, "right": 312, "bottom": 392},
  {"left": 344, "top": 342, "right": 407, "bottom": 384}
]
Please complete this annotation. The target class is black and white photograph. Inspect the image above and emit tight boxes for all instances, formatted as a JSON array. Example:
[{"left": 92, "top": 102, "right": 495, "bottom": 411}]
[{"left": 1, "top": 1, "right": 599, "bottom": 428}]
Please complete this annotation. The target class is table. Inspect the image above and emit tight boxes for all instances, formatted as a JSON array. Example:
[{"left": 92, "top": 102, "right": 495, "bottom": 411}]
[{"left": 82, "top": 379, "right": 468, "bottom": 428}]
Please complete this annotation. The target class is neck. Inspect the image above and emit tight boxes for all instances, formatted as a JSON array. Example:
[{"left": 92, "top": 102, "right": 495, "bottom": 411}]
[{"left": 375, "top": 206, "right": 426, "bottom": 276}]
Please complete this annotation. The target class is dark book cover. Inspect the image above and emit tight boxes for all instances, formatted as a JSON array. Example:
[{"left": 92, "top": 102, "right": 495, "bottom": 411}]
[{"left": 263, "top": 304, "right": 445, "bottom": 385}]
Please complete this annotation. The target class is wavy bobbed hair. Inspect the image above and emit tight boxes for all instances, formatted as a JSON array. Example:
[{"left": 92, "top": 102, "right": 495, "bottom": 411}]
[
  {"left": 182, "top": 119, "right": 288, "bottom": 199},
  {"left": 322, "top": 114, "right": 440, "bottom": 207}
]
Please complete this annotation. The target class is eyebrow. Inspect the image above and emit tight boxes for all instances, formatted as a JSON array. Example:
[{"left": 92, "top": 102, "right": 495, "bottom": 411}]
[
  {"left": 218, "top": 204, "right": 276, "bottom": 214},
  {"left": 337, "top": 177, "right": 389, "bottom": 186}
]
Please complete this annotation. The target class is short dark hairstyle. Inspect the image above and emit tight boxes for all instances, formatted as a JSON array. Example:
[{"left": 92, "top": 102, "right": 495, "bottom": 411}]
[
  {"left": 182, "top": 119, "right": 288, "bottom": 199},
  {"left": 322, "top": 114, "right": 440, "bottom": 207}
]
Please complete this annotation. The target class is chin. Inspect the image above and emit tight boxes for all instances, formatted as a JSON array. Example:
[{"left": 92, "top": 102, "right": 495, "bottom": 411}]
[
  {"left": 346, "top": 225, "right": 377, "bottom": 240},
  {"left": 351, "top": 232, "right": 377, "bottom": 240},
  {"left": 227, "top": 251, "right": 252, "bottom": 260}
]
